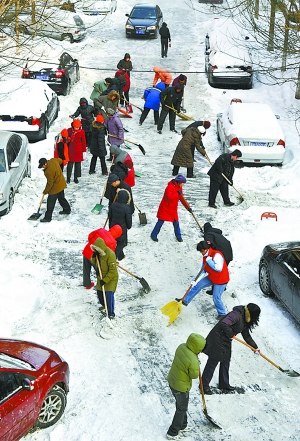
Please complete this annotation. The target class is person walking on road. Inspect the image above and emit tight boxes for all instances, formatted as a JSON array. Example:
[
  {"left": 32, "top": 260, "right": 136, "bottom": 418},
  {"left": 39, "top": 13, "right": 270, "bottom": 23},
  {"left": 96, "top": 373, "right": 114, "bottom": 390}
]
[
  {"left": 202, "top": 303, "right": 261, "bottom": 394},
  {"left": 38, "top": 157, "right": 71, "bottom": 222},
  {"left": 159, "top": 22, "right": 171, "bottom": 58},
  {"left": 150, "top": 175, "right": 192, "bottom": 242},
  {"left": 139, "top": 82, "right": 166, "bottom": 126},
  {"left": 177, "top": 241, "right": 229, "bottom": 318},
  {"left": 157, "top": 84, "right": 184, "bottom": 134},
  {"left": 166, "top": 333, "right": 206, "bottom": 439},
  {"left": 207, "top": 149, "right": 242, "bottom": 208},
  {"left": 171, "top": 126, "right": 206, "bottom": 178}
]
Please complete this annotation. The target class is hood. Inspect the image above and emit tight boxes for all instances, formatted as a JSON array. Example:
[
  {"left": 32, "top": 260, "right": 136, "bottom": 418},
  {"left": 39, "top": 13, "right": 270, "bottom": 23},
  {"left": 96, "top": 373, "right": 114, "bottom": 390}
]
[
  {"left": 93, "top": 237, "right": 109, "bottom": 256},
  {"left": 79, "top": 97, "right": 88, "bottom": 105},
  {"left": 92, "top": 121, "right": 105, "bottom": 129},
  {"left": 186, "top": 333, "right": 206, "bottom": 354},
  {"left": 153, "top": 66, "right": 160, "bottom": 73},
  {"left": 110, "top": 145, "right": 122, "bottom": 155},
  {"left": 128, "top": 17, "right": 157, "bottom": 27},
  {"left": 156, "top": 81, "right": 166, "bottom": 91},
  {"left": 107, "top": 90, "right": 119, "bottom": 101},
  {"left": 203, "top": 222, "right": 212, "bottom": 233},
  {"left": 0, "top": 339, "right": 54, "bottom": 371},
  {"left": 116, "top": 188, "right": 131, "bottom": 205},
  {"left": 109, "top": 224, "right": 123, "bottom": 239},
  {"left": 162, "top": 22, "right": 167, "bottom": 27}
]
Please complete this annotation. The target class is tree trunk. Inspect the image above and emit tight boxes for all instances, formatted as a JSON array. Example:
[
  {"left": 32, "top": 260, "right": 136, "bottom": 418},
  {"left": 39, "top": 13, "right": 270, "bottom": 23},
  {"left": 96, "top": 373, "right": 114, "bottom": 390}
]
[
  {"left": 255, "top": 0, "right": 260, "bottom": 19},
  {"left": 267, "top": 0, "right": 276, "bottom": 51},
  {"left": 295, "top": 66, "right": 300, "bottom": 99}
]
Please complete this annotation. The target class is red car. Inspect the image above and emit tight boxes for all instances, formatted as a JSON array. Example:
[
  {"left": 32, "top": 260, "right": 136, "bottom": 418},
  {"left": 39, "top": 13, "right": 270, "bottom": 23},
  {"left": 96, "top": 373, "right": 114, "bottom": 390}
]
[{"left": 0, "top": 339, "right": 69, "bottom": 441}]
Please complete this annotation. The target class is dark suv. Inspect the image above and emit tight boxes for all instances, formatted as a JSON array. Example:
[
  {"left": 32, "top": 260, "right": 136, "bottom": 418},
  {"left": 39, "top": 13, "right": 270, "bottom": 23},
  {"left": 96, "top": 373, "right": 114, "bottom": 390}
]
[{"left": 125, "top": 3, "right": 163, "bottom": 38}]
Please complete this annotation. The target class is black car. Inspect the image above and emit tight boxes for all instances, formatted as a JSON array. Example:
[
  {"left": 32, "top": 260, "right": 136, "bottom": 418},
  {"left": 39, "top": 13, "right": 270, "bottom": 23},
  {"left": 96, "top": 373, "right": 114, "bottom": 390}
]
[
  {"left": 259, "top": 242, "right": 300, "bottom": 324},
  {"left": 125, "top": 3, "right": 163, "bottom": 39},
  {"left": 22, "top": 52, "right": 80, "bottom": 96}
]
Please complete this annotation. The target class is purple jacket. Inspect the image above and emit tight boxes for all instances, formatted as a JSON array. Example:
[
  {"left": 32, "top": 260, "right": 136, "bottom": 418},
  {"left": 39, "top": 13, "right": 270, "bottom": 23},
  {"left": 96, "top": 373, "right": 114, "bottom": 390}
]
[{"left": 105, "top": 113, "right": 124, "bottom": 145}]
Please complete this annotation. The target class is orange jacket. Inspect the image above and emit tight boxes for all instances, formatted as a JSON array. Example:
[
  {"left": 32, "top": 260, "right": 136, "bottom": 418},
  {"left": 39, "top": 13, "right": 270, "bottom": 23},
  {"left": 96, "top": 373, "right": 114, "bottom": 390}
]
[
  {"left": 54, "top": 140, "right": 69, "bottom": 166},
  {"left": 153, "top": 67, "right": 173, "bottom": 86}
]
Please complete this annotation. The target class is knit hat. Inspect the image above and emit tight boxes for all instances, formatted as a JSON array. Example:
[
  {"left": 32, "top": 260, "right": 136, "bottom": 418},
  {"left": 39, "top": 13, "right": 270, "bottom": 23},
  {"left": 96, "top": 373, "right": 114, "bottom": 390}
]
[
  {"left": 174, "top": 174, "right": 186, "bottom": 183},
  {"left": 38, "top": 158, "right": 47, "bottom": 168},
  {"left": 203, "top": 121, "right": 211, "bottom": 129},
  {"left": 231, "top": 149, "right": 242, "bottom": 158},
  {"left": 196, "top": 240, "right": 210, "bottom": 251},
  {"left": 61, "top": 128, "right": 68, "bottom": 137},
  {"left": 109, "top": 224, "right": 123, "bottom": 239},
  {"left": 72, "top": 119, "right": 81, "bottom": 129},
  {"left": 107, "top": 108, "right": 115, "bottom": 116},
  {"left": 96, "top": 114, "right": 105, "bottom": 123},
  {"left": 107, "top": 173, "right": 119, "bottom": 183}
]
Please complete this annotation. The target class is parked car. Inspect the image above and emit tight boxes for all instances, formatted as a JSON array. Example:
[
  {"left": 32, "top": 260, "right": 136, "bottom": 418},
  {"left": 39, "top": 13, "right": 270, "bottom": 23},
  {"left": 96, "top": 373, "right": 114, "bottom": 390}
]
[
  {"left": 0, "top": 131, "right": 30, "bottom": 216},
  {"left": 0, "top": 79, "right": 60, "bottom": 142},
  {"left": 199, "top": 0, "right": 223, "bottom": 3},
  {"left": 205, "top": 17, "right": 253, "bottom": 89},
  {"left": 80, "top": 0, "right": 117, "bottom": 15},
  {"left": 216, "top": 99, "right": 286, "bottom": 165},
  {"left": 259, "top": 242, "right": 300, "bottom": 324},
  {"left": 125, "top": 3, "right": 163, "bottom": 38},
  {"left": 0, "top": 338, "right": 69, "bottom": 441},
  {"left": 18, "top": 8, "right": 86, "bottom": 43},
  {"left": 22, "top": 52, "right": 80, "bottom": 96}
]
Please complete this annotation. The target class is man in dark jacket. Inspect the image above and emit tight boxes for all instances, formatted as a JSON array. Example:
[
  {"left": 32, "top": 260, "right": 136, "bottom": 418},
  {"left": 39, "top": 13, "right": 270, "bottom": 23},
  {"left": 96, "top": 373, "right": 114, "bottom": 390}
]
[
  {"left": 106, "top": 173, "right": 135, "bottom": 214},
  {"left": 89, "top": 114, "right": 107, "bottom": 175},
  {"left": 159, "top": 22, "right": 171, "bottom": 58},
  {"left": 202, "top": 304, "right": 261, "bottom": 394},
  {"left": 108, "top": 189, "right": 132, "bottom": 260},
  {"left": 207, "top": 149, "right": 242, "bottom": 208},
  {"left": 157, "top": 85, "right": 184, "bottom": 134},
  {"left": 38, "top": 157, "right": 71, "bottom": 222},
  {"left": 70, "top": 97, "right": 95, "bottom": 147},
  {"left": 203, "top": 222, "right": 233, "bottom": 265}
]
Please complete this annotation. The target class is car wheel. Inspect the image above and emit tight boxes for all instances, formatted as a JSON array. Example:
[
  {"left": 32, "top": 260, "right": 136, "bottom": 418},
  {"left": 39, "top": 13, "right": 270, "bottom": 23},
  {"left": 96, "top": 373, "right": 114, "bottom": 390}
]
[
  {"left": 61, "top": 33, "right": 74, "bottom": 43},
  {"left": 217, "top": 122, "right": 221, "bottom": 141},
  {"left": 259, "top": 261, "right": 274, "bottom": 296},
  {"left": 35, "top": 385, "right": 67, "bottom": 429},
  {"left": 26, "top": 157, "right": 31, "bottom": 178},
  {"left": 6, "top": 190, "right": 14, "bottom": 214},
  {"left": 63, "top": 81, "right": 71, "bottom": 96}
]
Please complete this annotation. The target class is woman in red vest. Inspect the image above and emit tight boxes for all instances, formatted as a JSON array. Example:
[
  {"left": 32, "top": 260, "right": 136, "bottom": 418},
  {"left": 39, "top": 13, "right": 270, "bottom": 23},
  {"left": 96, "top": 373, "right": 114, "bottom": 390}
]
[{"left": 178, "top": 240, "right": 229, "bottom": 318}]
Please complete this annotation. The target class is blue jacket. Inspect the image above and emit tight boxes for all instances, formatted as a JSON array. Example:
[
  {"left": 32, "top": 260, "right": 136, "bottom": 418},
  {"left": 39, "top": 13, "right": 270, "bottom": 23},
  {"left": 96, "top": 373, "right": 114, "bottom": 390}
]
[{"left": 143, "top": 82, "right": 166, "bottom": 111}]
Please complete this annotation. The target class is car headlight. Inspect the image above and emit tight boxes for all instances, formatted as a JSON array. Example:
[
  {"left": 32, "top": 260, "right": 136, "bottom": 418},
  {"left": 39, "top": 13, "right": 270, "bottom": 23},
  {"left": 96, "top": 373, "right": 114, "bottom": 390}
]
[
  {"left": 126, "top": 24, "right": 134, "bottom": 30},
  {"left": 147, "top": 25, "right": 156, "bottom": 30}
]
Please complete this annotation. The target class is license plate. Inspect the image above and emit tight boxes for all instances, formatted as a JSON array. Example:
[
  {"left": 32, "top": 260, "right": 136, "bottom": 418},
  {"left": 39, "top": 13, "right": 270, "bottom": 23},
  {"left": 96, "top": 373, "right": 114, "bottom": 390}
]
[
  {"left": 136, "top": 30, "right": 145, "bottom": 35},
  {"left": 249, "top": 142, "right": 267, "bottom": 146},
  {"left": 36, "top": 74, "right": 49, "bottom": 81}
]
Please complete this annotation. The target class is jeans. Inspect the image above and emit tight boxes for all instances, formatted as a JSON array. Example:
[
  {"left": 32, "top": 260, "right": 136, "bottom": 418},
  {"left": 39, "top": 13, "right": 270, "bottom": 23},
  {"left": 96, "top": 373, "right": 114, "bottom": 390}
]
[
  {"left": 157, "top": 108, "right": 176, "bottom": 131},
  {"left": 184, "top": 275, "right": 227, "bottom": 316},
  {"left": 202, "top": 357, "right": 230, "bottom": 390},
  {"left": 167, "top": 386, "right": 189, "bottom": 436},
  {"left": 151, "top": 219, "right": 182, "bottom": 240},
  {"left": 44, "top": 190, "right": 71, "bottom": 221},
  {"left": 97, "top": 290, "right": 115, "bottom": 317},
  {"left": 140, "top": 108, "right": 159, "bottom": 125}
]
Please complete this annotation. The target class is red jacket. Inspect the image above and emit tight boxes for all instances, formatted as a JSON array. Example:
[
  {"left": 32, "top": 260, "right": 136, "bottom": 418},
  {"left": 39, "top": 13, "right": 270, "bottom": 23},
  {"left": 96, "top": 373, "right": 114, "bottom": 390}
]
[
  {"left": 203, "top": 249, "right": 229, "bottom": 285},
  {"left": 82, "top": 228, "right": 118, "bottom": 260},
  {"left": 156, "top": 180, "right": 190, "bottom": 222},
  {"left": 67, "top": 128, "right": 86, "bottom": 162},
  {"left": 115, "top": 70, "right": 130, "bottom": 93},
  {"left": 123, "top": 154, "right": 135, "bottom": 187}
]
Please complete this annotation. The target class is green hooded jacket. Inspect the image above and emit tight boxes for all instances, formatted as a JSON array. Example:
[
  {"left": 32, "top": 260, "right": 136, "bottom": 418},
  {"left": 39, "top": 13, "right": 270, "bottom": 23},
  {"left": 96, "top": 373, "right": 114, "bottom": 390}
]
[
  {"left": 167, "top": 333, "right": 206, "bottom": 392},
  {"left": 90, "top": 238, "right": 118, "bottom": 292},
  {"left": 90, "top": 80, "right": 107, "bottom": 101}
]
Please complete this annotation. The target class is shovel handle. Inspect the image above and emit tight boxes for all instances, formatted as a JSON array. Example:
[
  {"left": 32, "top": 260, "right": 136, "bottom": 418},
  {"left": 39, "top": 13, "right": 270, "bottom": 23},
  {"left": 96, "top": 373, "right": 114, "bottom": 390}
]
[
  {"left": 179, "top": 269, "right": 204, "bottom": 303},
  {"left": 190, "top": 211, "right": 204, "bottom": 233},
  {"left": 95, "top": 256, "right": 109, "bottom": 317},
  {"left": 134, "top": 203, "right": 142, "bottom": 214},
  {"left": 198, "top": 367, "right": 207, "bottom": 412},
  {"left": 117, "top": 263, "right": 140, "bottom": 280}
]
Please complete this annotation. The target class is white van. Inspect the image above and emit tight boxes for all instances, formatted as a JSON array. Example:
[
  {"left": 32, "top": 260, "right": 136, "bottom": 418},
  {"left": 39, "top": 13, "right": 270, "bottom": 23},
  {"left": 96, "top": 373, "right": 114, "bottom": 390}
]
[{"left": 19, "top": 8, "right": 86, "bottom": 43}]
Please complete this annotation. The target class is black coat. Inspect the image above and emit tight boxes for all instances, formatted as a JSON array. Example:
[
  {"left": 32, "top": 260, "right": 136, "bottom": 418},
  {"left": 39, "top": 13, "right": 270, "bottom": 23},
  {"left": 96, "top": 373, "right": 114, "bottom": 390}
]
[
  {"left": 159, "top": 24, "right": 171, "bottom": 40},
  {"left": 90, "top": 122, "right": 107, "bottom": 157},
  {"left": 110, "top": 162, "right": 128, "bottom": 181},
  {"left": 71, "top": 98, "right": 95, "bottom": 133},
  {"left": 203, "top": 306, "right": 258, "bottom": 363},
  {"left": 160, "top": 86, "right": 183, "bottom": 112},
  {"left": 203, "top": 222, "right": 233, "bottom": 264},
  {"left": 207, "top": 153, "right": 235, "bottom": 184},
  {"left": 108, "top": 189, "right": 132, "bottom": 245},
  {"left": 107, "top": 181, "right": 135, "bottom": 214},
  {"left": 117, "top": 58, "right": 133, "bottom": 73}
]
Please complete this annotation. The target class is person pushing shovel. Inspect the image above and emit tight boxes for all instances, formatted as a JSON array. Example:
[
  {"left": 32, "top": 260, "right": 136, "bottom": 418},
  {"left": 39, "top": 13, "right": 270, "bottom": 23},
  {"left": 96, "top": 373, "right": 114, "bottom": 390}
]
[{"left": 166, "top": 333, "right": 206, "bottom": 439}]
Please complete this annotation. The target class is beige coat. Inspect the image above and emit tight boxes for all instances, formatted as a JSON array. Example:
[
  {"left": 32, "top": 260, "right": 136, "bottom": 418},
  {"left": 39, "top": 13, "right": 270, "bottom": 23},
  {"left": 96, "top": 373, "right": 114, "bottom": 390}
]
[
  {"left": 171, "top": 127, "right": 205, "bottom": 168},
  {"left": 43, "top": 158, "right": 67, "bottom": 195}
]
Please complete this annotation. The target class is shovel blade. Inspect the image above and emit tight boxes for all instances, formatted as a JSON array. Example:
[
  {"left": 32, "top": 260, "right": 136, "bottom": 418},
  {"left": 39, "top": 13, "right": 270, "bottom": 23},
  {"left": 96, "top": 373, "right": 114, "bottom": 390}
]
[
  {"left": 91, "top": 203, "right": 104, "bottom": 214},
  {"left": 160, "top": 300, "right": 182, "bottom": 326},
  {"left": 135, "top": 170, "right": 142, "bottom": 177},
  {"left": 286, "top": 369, "right": 300, "bottom": 377},
  {"left": 203, "top": 409, "right": 222, "bottom": 429},
  {"left": 27, "top": 212, "right": 42, "bottom": 221},
  {"left": 138, "top": 212, "right": 147, "bottom": 225},
  {"left": 138, "top": 144, "right": 146, "bottom": 155},
  {"left": 139, "top": 277, "right": 151, "bottom": 293}
]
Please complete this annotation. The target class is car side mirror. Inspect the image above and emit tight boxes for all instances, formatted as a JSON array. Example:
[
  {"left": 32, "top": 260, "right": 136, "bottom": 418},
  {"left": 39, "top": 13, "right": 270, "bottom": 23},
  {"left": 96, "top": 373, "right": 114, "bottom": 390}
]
[
  {"left": 73, "top": 59, "right": 78, "bottom": 62},
  {"left": 125, "top": 13, "right": 129, "bottom": 17},
  {"left": 275, "top": 114, "right": 280, "bottom": 119},
  {"left": 10, "top": 161, "right": 19, "bottom": 169},
  {"left": 22, "top": 378, "right": 34, "bottom": 391}
]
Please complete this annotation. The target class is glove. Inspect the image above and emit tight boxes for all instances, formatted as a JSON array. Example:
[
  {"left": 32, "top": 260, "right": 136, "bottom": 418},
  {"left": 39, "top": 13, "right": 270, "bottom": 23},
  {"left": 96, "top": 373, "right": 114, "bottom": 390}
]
[
  {"left": 99, "top": 279, "right": 105, "bottom": 287},
  {"left": 199, "top": 148, "right": 206, "bottom": 157},
  {"left": 254, "top": 349, "right": 261, "bottom": 356},
  {"left": 187, "top": 207, "right": 193, "bottom": 213}
]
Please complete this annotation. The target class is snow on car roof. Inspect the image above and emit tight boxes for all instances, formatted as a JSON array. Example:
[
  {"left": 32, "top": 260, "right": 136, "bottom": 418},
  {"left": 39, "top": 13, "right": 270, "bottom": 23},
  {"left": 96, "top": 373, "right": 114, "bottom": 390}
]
[
  {"left": 0, "top": 79, "right": 50, "bottom": 115},
  {"left": 229, "top": 102, "right": 284, "bottom": 139}
]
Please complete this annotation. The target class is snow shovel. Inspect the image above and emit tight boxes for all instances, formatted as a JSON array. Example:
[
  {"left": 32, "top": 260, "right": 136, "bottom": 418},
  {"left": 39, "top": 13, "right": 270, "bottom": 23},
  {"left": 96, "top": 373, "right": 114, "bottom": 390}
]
[
  {"left": 28, "top": 194, "right": 45, "bottom": 220},
  {"left": 91, "top": 157, "right": 115, "bottom": 214},
  {"left": 117, "top": 107, "right": 132, "bottom": 118},
  {"left": 165, "top": 104, "right": 194, "bottom": 121},
  {"left": 135, "top": 204, "right": 147, "bottom": 225},
  {"left": 124, "top": 97, "right": 143, "bottom": 112},
  {"left": 95, "top": 255, "right": 114, "bottom": 329},
  {"left": 233, "top": 336, "right": 300, "bottom": 377},
  {"left": 199, "top": 368, "right": 222, "bottom": 429},
  {"left": 204, "top": 152, "right": 244, "bottom": 204},
  {"left": 160, "top": 269, "right": 203, "bottom": 326},
  {"left": 117, "top": 264, "right": 151, "bottom": 293},
  {"left": 190, "top": 211, "right": 204, "bottom": 234},
  {"left": 108, "top": 133, "right": 146, "bottom": 155}
]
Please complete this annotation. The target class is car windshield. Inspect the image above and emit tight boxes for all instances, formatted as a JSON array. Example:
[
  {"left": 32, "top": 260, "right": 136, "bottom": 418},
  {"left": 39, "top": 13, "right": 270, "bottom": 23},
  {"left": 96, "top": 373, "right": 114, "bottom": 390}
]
[
  {"left": 0, "top": 353, "right": 35, "bottom": 370},
  {"left": 131, "top": 7, "right": 156, "bottom": 19},
  {"left": 0, "top": 150, "right": 6, "bottom": 172}
]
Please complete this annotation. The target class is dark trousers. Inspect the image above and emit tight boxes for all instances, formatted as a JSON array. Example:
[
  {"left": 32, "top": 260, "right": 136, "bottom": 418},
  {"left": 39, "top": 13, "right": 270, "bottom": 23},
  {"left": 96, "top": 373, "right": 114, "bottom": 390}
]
[
  {"left": 167, "top": 386, "right": 189, "bottom": 436},
  {"left": 85, "top": 131, "right": 91, "bottom": 148},
  {"left": 209, "top": 178, "right": 230, "bottom": 205},
  {"left": 89, "top": 156, "right": 108, "bottom": 174},
  {"left": 97, "top": 289, "right": 115, "bottom": 317},
  {"left": 202, "top": 356, "right": 230, "bottom": 390},
  {"left": 161, "top": 38, "right": 169, "bottom": 57},
  {"left": 115, "top": 237, "right": 127, "bottom": 261},
  {"left": 44, "top": 190, "right": 71, "bottom": 221},
  {"left": 172, "top": 165, "right": 194, "bottom": 178},
  {"left": 140, "top": 107, "right": 159, "bottom": 125},
  {"left": 151, "top": 219, "right": 182, "bottom": 240},
  {"left": 157, "top": 108, "right": 176, "bottom": 131},
  {"left": 67, "top": 162, "right": 81, "bottom": 182},
  {"left": 83, "top": 256, "right": 95, "bottom": 287},
  {"left": 120, "top": 90, "right": 130, "bottom": 106}
]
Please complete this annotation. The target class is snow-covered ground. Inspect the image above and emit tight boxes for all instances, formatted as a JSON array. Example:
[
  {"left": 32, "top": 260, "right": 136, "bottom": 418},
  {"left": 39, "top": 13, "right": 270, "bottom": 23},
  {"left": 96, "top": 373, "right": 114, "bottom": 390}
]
[{"left": 1, "top": 0, "right": 300, "bottom": 440}]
